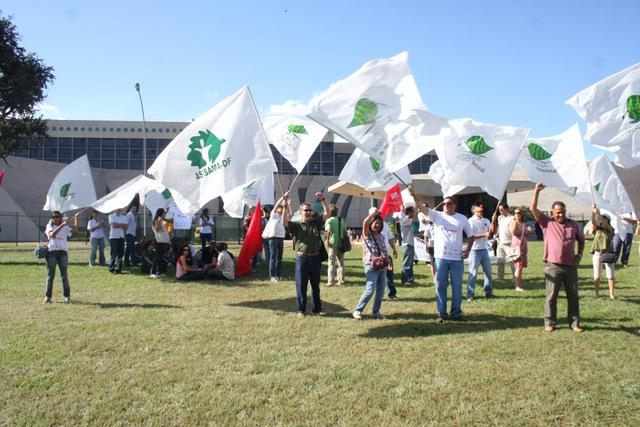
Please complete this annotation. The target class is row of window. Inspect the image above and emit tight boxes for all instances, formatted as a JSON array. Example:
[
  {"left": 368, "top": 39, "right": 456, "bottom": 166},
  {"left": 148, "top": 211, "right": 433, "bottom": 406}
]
[
  {"left": 49, "top": 126, "right": 183, "bottom": 134},
  {"left": 15, "top": 137, "right": 437, "bottom": 175}
]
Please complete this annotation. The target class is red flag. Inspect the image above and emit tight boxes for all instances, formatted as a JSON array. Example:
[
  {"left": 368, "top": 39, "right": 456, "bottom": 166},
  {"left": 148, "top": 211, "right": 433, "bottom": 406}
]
[
  {"left": 379, "top": 184, "right": 403, "bottom": 219},
  {"left": 236, "top": 200, "right": 263, "bottom": 277},
  {"left": 0, "top": 170, "right": 4, "bottom": 185}
]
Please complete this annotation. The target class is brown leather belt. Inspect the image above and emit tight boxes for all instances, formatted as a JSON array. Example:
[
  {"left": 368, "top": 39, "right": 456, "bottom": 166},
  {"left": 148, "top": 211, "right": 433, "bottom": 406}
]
[{"left": 297, "top": 252, "right": 319, "bottom": 256}]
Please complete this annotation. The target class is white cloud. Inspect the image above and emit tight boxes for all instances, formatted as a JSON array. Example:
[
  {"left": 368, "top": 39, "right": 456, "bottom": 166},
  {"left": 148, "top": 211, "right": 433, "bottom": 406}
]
[
  {"left": 265, "top": 99, "right": 310, "bottom": 117},
  {"left": 35, "top": 103, "right": 62, "bottom": 118},
  {"left": 204, "top": 90, "right": 220, "bottom": 99}
]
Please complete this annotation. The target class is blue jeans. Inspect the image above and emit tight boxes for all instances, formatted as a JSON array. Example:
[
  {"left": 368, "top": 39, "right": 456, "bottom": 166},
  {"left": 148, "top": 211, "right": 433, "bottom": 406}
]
[
  {"left": 89, "top": 237, "right": 105, "bottom": 266},
  {"left": 263, "top": 238, "right": 271, "bottom": 273},
  {"left": 401, "top": 244, "right": 415, "bottom": 283},
  {"left": 355, "top": 266, "right": 386, "bottom": 315},
  {"left": 613, "top": 233, "right": 633, "bottom": 265},
  {"left": 45, "top": 251, "right": 70, "bottom": 299},
  {"left": 435, "top": 258, "right": 464, "bottom": 318},
  {"left": 467, "top": 249, "right": 494, "bottom": 298},
  {"left": 295, "top": 254, "right": 322, "bottom": 313},
  {"left": 251, "top": 251, "right": 262, "bottom": 269},
  {"left": 200, "top": 233, "right": 213, "bottom": 250},
  {"left": 109, "top": 238, "right": 125, "bottom": 273},
  {"left": 124, "top": 233, "right": 138, "bottom": 267},
  {"left": 386, "top": 265, "right": 396, "bottom": 298},
  {"left": 268, "top": 238, "right": 284, "bottom": 278}
]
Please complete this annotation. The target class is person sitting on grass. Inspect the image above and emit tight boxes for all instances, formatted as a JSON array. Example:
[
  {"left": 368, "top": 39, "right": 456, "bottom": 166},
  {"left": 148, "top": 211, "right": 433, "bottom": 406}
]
[
  {"left": 140, "top": 240, "right": 154, "bottom": 275},
  {"left": 206, "top": 242, "right": 235, "bottom": 281},
  {"left": 590, "top": 204, "right": 616, "bottom": 299},
  {"left": 353, "top": 208, "right": 389, "bottom": 320},
  {"left": 176, "top": 244, "right": 206, "bottom": 281}
]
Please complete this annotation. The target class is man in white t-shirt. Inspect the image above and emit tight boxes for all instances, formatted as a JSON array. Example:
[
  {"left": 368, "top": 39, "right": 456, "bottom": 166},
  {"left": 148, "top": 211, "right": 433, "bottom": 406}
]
[
  {"left": 108, "top": 208, "right": 128, "bottom": 274},
  {"left": 411, "top": 187, "right": 475, "bottom": 323},
  {"left": 491, "top": 202, "right": 514, "bottom": 280},
  {"left": 466, "top": 202, "right": 494, "bottom": 300}
]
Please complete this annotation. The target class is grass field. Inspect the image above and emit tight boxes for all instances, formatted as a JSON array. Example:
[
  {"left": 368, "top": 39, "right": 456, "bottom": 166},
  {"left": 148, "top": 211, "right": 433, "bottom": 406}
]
[{"left": 1, "top": 241, "right": 639, "bottom": 425}]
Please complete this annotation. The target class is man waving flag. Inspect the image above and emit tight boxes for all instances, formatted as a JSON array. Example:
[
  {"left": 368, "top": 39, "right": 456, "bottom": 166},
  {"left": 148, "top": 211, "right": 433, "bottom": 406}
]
[{"left": 148, "top": 86, "right": 277, "bottom": 213}]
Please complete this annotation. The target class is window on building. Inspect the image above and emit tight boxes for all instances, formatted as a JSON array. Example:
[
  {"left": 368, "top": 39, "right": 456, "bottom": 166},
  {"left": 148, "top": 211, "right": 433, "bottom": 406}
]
[
  {"left": 130, "top": 160, "right": 142, "bottom": 170},
  {"left": 115, "top": 139, "right": 129, "bottom": 149},
  {"left": 115, "top": 159, "right": 129, "bottom": 170},
  {"left": 102, "top": 139, "right": 115, "bottom": 149},
  {"left": 101, "top": 159, "right": 114, "bottom": 169}
]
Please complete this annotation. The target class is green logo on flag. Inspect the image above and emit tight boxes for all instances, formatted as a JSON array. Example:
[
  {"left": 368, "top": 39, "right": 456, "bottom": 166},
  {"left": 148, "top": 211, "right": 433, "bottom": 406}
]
[
  {"left": 627, "top": 95, "right": 640, "bottom": 122},
  {"left": 189, "top": 129, "right": 233, "bottom": 181},
  {"left": 187, "top": 130, "right": 226, "bottom": 168},
  {"left": 242, "top": 181, "right": 257, "bottom": 192},
  {"left": 527, "top": 143, "right": 553, "bottom": 161},
  {"left": 161, "top": 188, "right": 172, "bottom": 199},
  {"left": 465, "top": 135, "right": 494, "bottom": 156},
  {"left": 59, "top": 183, "right": 71, "bottom": 198},
  {"left": 287, "top": 125, "right": 308, "bottom": 135},
  {"left": 348, "top": 98, "right": 378, "bottom": 129},
  {"left": 594, "top": 182, "right": 602, "bottom": 193},
  {"left": 369, "top": 157, "right": 382, "bottom": 172}
]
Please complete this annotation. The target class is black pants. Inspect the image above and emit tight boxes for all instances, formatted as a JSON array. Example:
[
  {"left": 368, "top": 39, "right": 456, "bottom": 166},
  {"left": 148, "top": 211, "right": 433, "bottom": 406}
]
[
  {"left": 109, "top": 238, "right": 125, "bottom": 273},
  {"left": 151, "top": 243, "right": 169, "bottom": 275}
]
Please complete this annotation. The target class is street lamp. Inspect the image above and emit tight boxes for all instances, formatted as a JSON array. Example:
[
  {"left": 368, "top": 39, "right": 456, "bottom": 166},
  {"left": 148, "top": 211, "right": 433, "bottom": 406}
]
[{"left": 135, "top": 82, "right": 148, "bottom": 237}]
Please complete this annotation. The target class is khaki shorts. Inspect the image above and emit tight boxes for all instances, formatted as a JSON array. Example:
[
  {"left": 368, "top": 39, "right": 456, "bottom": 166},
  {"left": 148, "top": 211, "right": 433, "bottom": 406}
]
[{"left": 496, "top": 242, "right": 512, "bottom": 262}]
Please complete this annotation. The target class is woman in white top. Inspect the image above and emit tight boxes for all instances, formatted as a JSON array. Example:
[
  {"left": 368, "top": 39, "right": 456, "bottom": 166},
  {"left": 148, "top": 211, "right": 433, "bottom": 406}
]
[
  {"left": 198, "top": 208, "right": 215, "bottom": 250},
  {"left": 87, "top": 210, "right": 106, "bottom": 266},
  {"left": 44, "top": 210, "right": 78, "bottom": 303},
  {"left": 262, "top": 196, "right": 289, "bottom": 282},
  {"left": 150, "top": 208, "right": 171, "bottom": 278},
  {"left": 207, "top": 242, "right": 235, "bottom": 281}
]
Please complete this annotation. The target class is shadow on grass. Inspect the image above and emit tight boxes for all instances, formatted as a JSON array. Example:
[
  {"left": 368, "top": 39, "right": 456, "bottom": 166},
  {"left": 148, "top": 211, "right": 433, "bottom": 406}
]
[
  {"left": 73, "top": 301, "right": 182, "bottom": 309},
  {"left": 229, "top": 296, "right": 350, "bottom": 317},
  {"left": 1, "top": 261, "right": 90, "bottom": 266},
  {"left": 360, "top": 313, "right": 639, "bottom": 339}
]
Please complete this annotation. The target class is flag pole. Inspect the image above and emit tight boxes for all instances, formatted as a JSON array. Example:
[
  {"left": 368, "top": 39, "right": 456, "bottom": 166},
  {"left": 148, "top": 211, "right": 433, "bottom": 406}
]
[
  {"left": 135, "top": 82, "right": 148, "bottom": 238},
  {"left": 287, "top": 171, "right": 302, "bottom": 193}
]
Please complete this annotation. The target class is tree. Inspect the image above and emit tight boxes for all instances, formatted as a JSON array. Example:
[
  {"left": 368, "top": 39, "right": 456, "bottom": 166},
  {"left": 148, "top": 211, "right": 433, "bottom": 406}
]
[{"left": 0, "top": 12, "right": 54, "bottom": 162}]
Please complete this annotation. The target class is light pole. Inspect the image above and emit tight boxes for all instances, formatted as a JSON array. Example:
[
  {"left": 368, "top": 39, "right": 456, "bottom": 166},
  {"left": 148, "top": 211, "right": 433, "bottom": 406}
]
[{"left": 135, "top": 82, "right": 148, "bottom": 237}]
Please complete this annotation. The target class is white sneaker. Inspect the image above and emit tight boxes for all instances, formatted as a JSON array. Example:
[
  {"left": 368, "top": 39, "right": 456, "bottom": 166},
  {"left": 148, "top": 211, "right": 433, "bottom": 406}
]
[
  {"left": 149, "top": 274, "right": 158, "bottom": 278},
  {"left": 270, "top": 277, "right": 278, "bottom": 282},
  {"left": 63, "top": 297, "right": 71, "bottom": 303},
  {"left": 352, "top": 310, "right": 362, "bottom": 320}
]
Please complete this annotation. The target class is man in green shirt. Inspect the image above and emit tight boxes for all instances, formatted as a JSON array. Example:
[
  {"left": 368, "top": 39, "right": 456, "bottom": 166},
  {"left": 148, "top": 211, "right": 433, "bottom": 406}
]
[
  {"left": 324, "top": 204, "right": 347, "bottom": 287},
  {"left": 283, "top": 191, "right": 329, "bottom": 317}
]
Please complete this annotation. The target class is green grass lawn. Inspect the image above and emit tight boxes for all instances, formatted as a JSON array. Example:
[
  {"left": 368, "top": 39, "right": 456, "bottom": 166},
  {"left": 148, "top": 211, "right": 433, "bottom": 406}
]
[{"left": 1, "top": 241, "right": 639, "bottom": 425}]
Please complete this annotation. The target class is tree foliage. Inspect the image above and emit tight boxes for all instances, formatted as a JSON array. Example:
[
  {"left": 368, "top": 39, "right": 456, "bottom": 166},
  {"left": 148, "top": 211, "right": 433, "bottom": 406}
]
[{"left": 0, "top": 12, "right": 54, "bottom": 162}]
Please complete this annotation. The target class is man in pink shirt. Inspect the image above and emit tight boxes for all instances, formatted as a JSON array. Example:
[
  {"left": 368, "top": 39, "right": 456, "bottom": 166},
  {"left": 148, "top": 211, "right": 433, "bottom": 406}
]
[{"left": 530, "top": 183, "right": 585, "bottom": 333}]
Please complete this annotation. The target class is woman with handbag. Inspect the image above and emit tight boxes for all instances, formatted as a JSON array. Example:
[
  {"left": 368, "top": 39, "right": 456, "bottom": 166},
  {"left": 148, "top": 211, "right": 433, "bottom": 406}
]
[
  {"left": 353, "top": 208, "right": 389, "bottom": 320},
  {"left": 44, "top": 211, "right": 78, "bottom": 303},
  {"left": 509, "top": 209, "right": 533, "bottom": 292},
  {"left": 590, "top": 204, "right": 616, "bottom": 299}
]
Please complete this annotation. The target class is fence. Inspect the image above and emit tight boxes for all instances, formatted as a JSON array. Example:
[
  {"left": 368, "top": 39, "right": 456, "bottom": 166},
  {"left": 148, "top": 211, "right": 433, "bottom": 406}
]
[{"left": 0, "top": 211, "right": 246, "bottom": 244}]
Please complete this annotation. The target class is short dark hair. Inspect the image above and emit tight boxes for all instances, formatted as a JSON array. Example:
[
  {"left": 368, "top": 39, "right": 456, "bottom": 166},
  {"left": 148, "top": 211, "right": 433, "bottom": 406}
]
[
  {"left": 551, "top": 201, "right": 566, "bottom": 210},
  {"left": 443, "top": 196, "right": 456, "bottom": 204},
  {"left": 498, "top": 202, "right": 509, "bottom": 209},
  {"left": 300, "top": 202, "right": 312, "bottom": 210},
  {"left": 329, "top": 204, "right": 339, "bottom": 217}
]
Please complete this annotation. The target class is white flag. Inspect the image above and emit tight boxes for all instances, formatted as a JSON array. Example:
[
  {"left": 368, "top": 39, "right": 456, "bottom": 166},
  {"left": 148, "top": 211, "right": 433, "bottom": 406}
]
[
  {"left": 91, "top": 175, "right": 151, "bottom": 213},
  {"left": 141, "top": 185, "right": 174, "bottom": 217},
  {"left": 263, "top": 115, "right": 326, "bottom": 173},
  {"left": 520, "top": 124, "right": 591, "bottom": 195},
  {"left": 307, "top": 51, "right": 451, "bottom": 172},
  {"left": 429, "top": 118, "right": 529, "bottom": 199},
  {"left": 428, "top": 160, "right": 466, "bottom": 197},
  {"left": 338, "top": 148, "right": 412, "bottom": 192},
  {"left": 576, "top": 154, "right": 636, "bottom": 217},
  {"left": 221, "top": 174, "right": 275, "bottom": 218},
  {"left": 148, "top": 86, "right": 277, "bottom": 213},
  {"left": 43, "top": 155, "right": 97, "bottom": 212},
  {"left": 566, "top": 63, "right": 640, "bottom": 168}
]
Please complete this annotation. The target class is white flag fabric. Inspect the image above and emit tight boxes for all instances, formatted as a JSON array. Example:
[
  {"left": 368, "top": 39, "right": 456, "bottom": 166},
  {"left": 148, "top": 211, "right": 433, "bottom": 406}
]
[
  {"left": 338, "top": 148, "right": 412, "bottom": 192},
  {"left": 428, "top": 160, "right": 466, "bottom": 197},
  {"left": 307, "top": 51, "right": 452, "bottom": 172},
  {"left": 429, "top": 118, "right": 529, "bottom": 199},
  {"left": 91, "top": 175, "right": 151, "bottom": 213},
  {"left": 520, "top": 124, "right": 591, "bottom": 195},
  {"left": 566, "top": 63, "right": 640, "bottom": 168},
  {"left": 263, "top": 115, "right": 327, "bottom": 173},
  {"left": 148, "top": 85, "right": 278, "bottom": 213},
  {"left": 141, "top": 185, "right": 174, "bottom": 217},
  {"left": 221, "top": 174, "right": 275, "bottom": 218},
  {"left": 43, "top": 155, "right": 97, "bottom": 212},
  {"left": 576, "top": 154, "right": 636, "bottom": 217}
]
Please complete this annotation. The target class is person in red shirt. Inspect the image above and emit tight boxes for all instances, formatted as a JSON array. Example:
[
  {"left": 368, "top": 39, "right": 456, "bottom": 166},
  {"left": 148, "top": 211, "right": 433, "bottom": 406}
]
[{"left": 530, "top": 183, "right": 585, "bottom": 333}]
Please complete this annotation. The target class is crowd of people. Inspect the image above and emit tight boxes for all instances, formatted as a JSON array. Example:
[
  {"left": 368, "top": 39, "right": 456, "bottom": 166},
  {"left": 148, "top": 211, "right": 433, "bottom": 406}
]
[{"left": 41, "top": 184, "right": 639, "bottom": 332}]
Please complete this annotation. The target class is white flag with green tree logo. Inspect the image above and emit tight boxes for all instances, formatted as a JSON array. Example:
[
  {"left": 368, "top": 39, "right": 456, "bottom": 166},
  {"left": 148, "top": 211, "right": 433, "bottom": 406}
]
[
  {"left": 307, "top": 51, "right": 452, "bottom": 172},
  {"left": 43, "top": 154, "right": 97, "bottom": 212},
  {"left": 262, "top": 115, "right": 327, "bottom": 173},
  {"left": 338, "top": 148, "right": 411, "bottom": 191},
  {"left": 566, "top": 62, "right": 640, "bottom": 168},
  {"left": 575, "top": 153, "right": 636, "bottom": 217},
  {"left": 429, "top": 118, "right": 529, "bottom": 199},
  {"left": 221, "top": 174, "right": 275, "bottom": 218},
  {"left": 148, "top": 86, "right": 277, "bottom": 213},
  {"left": 140, "top": 183, "right": 175, "bottom": 217},
  {"left": 520, "top": 123, "right": 591, "bottom": 195}
]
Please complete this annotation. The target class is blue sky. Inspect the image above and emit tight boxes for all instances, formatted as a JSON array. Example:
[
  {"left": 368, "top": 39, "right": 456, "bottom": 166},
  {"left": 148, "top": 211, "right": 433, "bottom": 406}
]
[{"left": 4, "top": 0, "right": 639, "bottom": 159}]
